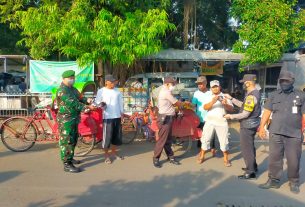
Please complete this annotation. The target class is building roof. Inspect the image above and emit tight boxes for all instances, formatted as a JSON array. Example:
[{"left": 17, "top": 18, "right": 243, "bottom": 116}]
[{"left": 142, "top": 49, "right": 244, "bottom": 61}]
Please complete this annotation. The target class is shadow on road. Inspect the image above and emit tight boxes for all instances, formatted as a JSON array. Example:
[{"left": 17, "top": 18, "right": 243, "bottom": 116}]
[
  {"left": 0, "top": 171, "right": 23, "bottom": 184},
  {"left": 0, "top": 142, "right": 58, "bottom": 158},
  {"left": 79, "top": 140, "right": 155, "bottom": 169},
  {"left": 27, "top": 169, "right": 305, "bottom": 207}
]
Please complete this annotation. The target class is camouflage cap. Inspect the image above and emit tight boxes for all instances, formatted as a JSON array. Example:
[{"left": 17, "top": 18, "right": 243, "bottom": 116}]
[
  {"left": 195, "top": 76, "right": 207, "bottom": 84},
  {"left": 210, "top": 80, "right": 220, "bottom": 87},
  {"left": 62, "top": 70, "right": 75, "bottom": 78}
]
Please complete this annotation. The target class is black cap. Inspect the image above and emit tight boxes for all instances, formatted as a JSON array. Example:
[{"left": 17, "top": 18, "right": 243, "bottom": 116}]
[
  {"left": 164, "top": 77, "right": 176, "bottom": 84},
  {"left": 105, "top": 74, "right": 117, "bottom": 82},
  {"left": 239, "top": 74, "right": 257, "bottom": 83},
  {"left": 279, "top": 70, "right": 294, "bottom": 81}
]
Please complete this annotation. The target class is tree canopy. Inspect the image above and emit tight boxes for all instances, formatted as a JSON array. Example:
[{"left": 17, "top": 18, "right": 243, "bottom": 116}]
[
  {"left": 231, "top": 0, "right": 305, "bottom": 66},
  {"left": 165, "top": 0, "right": 238, "bottom": 50},
  {"left": 0, "top": 0, "right": 175, "bottom": 67},
  {"left": 2, "top": 0, "right": 305, "bottom": 68}
]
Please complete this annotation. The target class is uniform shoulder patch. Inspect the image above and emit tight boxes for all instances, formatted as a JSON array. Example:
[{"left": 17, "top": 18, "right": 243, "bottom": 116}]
[{"left": 244, "top": 95, "right": 255, "bottom": 112}]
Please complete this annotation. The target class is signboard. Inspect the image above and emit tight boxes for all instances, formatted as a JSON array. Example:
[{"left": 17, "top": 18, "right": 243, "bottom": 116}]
[
  {"left": 200, "top": 61, "right": 224, "bottom": 75},
  {"left": 30, "top": 60, "right": 94, "bottom": 93}
]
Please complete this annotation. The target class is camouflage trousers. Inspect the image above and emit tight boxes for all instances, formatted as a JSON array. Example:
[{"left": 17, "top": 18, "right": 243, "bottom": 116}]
[{"left": 58, "top": 119, "right": 78, "bottom": 162}]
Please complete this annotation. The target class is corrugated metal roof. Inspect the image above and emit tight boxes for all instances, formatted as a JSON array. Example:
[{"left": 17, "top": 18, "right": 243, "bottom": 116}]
[{"left": 142, "top": 49, "right": 244, "bottom": 61}]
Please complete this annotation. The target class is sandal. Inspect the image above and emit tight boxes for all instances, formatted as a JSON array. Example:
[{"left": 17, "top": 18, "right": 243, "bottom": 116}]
[
  {"left": 197, "top": 151, "right": 205, "bottom": 164},
  {"left": 115, "top": 155, "right": 124, "bottom": 160},
  {"left": 105, "top": 157, "right": 112, "bottom": 164},
  {"left": 211, "top": 149, "right": 216, "bottom": 157},
  {"left": 224, "top": 161, "right": 232, "bottom": 167},
  {"left": 197, "top": 158, "right": 204, "bottom": 164}
]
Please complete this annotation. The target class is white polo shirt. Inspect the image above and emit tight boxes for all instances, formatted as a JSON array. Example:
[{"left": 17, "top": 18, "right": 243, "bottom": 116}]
[{"left": 158, "top": 86, "right": 178, "bottom": 116}]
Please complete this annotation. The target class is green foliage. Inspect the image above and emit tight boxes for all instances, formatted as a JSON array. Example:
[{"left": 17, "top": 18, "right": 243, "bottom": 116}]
[
  {"left": 231, "top": 0, "right": 305, "bottom": 66},
  {"left": 165, "top": 0, "right": 238, "bottom": 50},
  {"left": 0, "top": 23, "right": 27, "bottom": 54},
  {"left": 1, "top": 0, "right": 174, "bottom": 66}
]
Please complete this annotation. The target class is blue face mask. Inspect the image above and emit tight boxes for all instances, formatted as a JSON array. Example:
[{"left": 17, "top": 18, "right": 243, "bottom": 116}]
[{"left": 280, "top": 82, "right": 294, "bottom": 93}]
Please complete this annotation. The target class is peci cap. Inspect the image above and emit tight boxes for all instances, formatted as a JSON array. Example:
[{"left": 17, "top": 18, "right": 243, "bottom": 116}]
[
  {"left": 164, "top": 77, "right": 177, "bottom": 84},
  {"left": 278, "top": 70, "right": 295, "bottom": 81},
  {"left": 239, "top": 74, "right": 257, "bottom": 83},
  {"left": 195, "top": 76, "right": 207, "bottom": 84},
  {"left": 105, "top": 74, "right": 117, "bottom": 82},
  {"left": 210, "top": 80, "right": 220, "bottom": 88},
  {"left": 62, "top": 70, "right": 75, "bottom": 78}
]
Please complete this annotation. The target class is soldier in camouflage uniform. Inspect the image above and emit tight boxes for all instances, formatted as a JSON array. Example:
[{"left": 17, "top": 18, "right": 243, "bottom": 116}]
[{"left": 56, "top": 70, "right": 95, "bottom": 173}]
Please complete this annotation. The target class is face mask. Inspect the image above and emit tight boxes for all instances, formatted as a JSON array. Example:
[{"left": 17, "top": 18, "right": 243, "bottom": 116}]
[
  {"left": 242, "top": 83, "right": 248, "bottom": 90},
  {"left": 67, "top": 79, "right": 75, "bottom": 86},
  {"left": 280, "top": 82, "right": 294, "bottom": 93},
  {"left": 255, "top": 84, "right": 261, "bottom": 91},
  {"left": 169, "top": 85, "right": 175, "bottom": 91}
]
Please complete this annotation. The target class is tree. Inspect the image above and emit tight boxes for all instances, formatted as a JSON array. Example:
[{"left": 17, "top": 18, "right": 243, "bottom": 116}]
[
  {"left": 1, "top": 0, "right": 174, "bottom": 71},
  {"left": 165, "top": 0, "right": 238, "bottom": 50},
  {"left": 0, "top": 23, "right": 27, "bottom": 54},
  {"left": 231, "top": 0, "right": 305, "bottom": 66}
]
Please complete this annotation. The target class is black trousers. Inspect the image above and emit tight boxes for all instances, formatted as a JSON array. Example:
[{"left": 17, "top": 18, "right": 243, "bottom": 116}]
[
  {"left": 268, "top": 134, "right": 302, "bottom": 184},
  {"left": 153, "top": 116, "right": 174, "bottom": 159},
  {"left": 240, "top": 128, "right": 257, "bottom": 174}
]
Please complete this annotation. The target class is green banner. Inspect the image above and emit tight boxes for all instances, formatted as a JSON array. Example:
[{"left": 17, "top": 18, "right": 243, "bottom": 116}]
[{"left": 30, "top": 60, "right": 94, "bottom": 93}]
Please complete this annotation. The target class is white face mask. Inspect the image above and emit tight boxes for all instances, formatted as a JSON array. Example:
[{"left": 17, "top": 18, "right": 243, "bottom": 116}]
[{"left": 169, "top": 85, "right": 175, "bottom": 91}]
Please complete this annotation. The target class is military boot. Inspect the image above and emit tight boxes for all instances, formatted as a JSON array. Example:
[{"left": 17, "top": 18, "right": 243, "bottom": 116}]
[
  {"left": 71, "top": 159, "right": 81, "bottom": 165},
  {"left": 64, "top": 161, "right": 80, "bottom": 173}
]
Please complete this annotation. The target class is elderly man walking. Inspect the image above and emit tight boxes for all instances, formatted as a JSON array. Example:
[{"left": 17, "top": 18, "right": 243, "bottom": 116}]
[{"left": 95, "top": 74, "right": 124, "bottom": 164}]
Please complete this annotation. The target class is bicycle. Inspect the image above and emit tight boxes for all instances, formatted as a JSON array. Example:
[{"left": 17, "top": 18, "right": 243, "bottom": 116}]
[
  {"left": 121, "top": 104, "right": 148, "bottom": 144},
  {"left": 121, "top": 104, "right": 201, "bottom": 158},
  {"left": 0, "top": 105, "right": 97, "bottom": 156}
]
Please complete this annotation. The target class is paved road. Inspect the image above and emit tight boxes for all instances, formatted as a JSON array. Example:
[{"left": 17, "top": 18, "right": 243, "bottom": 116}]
[{"left": 1, "top": 123, "right": 305, "bottom": 207}]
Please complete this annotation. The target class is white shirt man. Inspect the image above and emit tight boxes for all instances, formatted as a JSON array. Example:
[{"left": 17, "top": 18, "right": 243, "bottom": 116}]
[
  {"left": 198, "top": 80, "right": 233, "bottom": 167},
  {"left": 94, "top": 74, "right": 124, "bottom": 164}
]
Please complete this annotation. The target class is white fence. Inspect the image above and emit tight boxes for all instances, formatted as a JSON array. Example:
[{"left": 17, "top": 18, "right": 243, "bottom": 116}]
[
  {"left": 0, "top": 93, "right": 52, "bottom": 117},
  {"left": 0, "top": 91, "right": 149, "bottom": 118}
]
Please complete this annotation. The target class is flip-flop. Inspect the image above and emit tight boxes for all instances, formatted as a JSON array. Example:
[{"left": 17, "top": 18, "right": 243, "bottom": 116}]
[
  {"left": 115, "top": 155, "right": 124, "bottom": 160},
  {"left": 105, "top": 157, "right": 112, "bottom": 164},
  {"left": 224, "top": 161, "right": 232, "bottom": 167},
  {"left": 197, "top": 158, "right": 204, "bottom": 164}
]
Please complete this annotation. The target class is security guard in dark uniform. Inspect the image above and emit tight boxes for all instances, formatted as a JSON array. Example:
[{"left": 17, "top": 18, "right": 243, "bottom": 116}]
[
  {"left": 224, "top": 74, "right": 261, "bottom": 179},
  {"left": 258, "top": 71, "right": 305, "bottom": 194}
]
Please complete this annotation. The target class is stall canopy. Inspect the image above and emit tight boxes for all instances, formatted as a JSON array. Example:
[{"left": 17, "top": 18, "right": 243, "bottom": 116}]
[{"left": 30, "top": 60, "right": 94, "bottom": 93}]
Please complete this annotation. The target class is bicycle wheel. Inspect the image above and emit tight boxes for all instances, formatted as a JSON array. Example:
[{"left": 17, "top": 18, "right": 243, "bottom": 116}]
[
  {"left": 1, "top": 117, "right": 37, "bottom": 152},
  {"left": 74, "top": 134, "right": 96, "bottom": 157},
  {"left": 122, "top": 115, "right": 138, "bottom": 144},
  {"left": 171, "top": 136, "right": 192, "bottom": 158}
]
